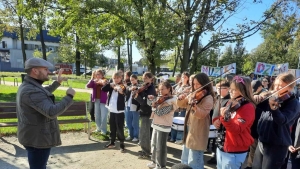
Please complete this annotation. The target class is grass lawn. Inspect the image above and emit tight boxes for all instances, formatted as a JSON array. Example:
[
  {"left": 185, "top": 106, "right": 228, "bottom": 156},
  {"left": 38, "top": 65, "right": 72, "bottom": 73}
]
[{"left": 0, "top": 85, "right": 112, "bottom": 140}]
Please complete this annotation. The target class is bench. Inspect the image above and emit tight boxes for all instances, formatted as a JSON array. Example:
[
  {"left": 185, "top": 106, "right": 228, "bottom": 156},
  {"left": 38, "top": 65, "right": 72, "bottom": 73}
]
[{"left": 0, "top": 102, "right": 91, "bottom": 139}]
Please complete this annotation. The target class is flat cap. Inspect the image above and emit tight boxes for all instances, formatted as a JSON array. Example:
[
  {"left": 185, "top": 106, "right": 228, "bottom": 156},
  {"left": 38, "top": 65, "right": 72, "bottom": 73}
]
[{"left": 25, "top": 57, "right": 53, "bottom": 69}]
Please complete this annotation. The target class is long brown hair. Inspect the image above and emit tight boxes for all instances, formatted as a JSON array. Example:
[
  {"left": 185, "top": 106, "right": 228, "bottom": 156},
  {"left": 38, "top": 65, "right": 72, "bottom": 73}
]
[
  {"left": 231, "top": 76, "right": 256, "bottom": 106},
  {"left": 193, "top": 73, "right": 216, "bottom": 103}
]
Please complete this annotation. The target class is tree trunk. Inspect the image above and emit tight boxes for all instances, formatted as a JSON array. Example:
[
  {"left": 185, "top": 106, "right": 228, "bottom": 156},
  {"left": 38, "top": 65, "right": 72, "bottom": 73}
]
[
  {"left": 127, "top": 38, "right": 132, "bottom": 72},
  {"left": 189, "top": 35, "right": 199, "bottom": 74},
  {"left": 75, "top": 35, "right": 81, "bottom": 76},
  {"left": 39, "top": 25, "right": 47, "bottom": 60},
  {"left": 117, "top": 46, "right": 121, "bottom": 70},
  {"left": 19, "top": 17, "right": 26, "bottom": 67},
  {"left": 172, "top": 47, "right": 180, "bottom": 77}
]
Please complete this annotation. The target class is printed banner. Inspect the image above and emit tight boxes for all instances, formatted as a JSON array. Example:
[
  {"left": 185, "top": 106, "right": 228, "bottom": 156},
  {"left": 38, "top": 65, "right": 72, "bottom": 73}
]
[
  {"left": 254, "top": 62, "right": 289, "bottom": 76},
  {"left": 201, "top": 63, "right": 236, "bottom": 77}
]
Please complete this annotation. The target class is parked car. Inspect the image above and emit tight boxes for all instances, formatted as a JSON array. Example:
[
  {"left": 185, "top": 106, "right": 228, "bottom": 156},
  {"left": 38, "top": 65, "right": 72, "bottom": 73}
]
[{"left": 82, "top": 70, "right": 93, "bottom": 76}]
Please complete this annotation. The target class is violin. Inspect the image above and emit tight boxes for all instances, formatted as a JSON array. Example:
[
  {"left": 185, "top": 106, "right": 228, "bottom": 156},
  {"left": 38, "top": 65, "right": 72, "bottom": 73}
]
[
  {"left": 153, "top": 95, "right": 172, "bottom": 108},
  {"left": 132, "top": 83, "right": 151, "bottom": 96},
  {"left": 113, "top": 83, "right": 126, "bottom": 92},
  {"left": 270, "top": 90, "right": 292, "bottom": 104},
  {"left": 224, "top": 97, "right": 245, "bottom": 121},
  {"left": 188, "top": 89, "right": 207, "bottom": 106}
]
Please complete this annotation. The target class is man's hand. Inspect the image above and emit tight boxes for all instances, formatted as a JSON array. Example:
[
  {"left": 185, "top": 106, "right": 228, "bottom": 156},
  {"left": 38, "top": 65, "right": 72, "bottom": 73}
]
[
  {"left": 66, "top": 87, "right": 76, "bottom": 97},
  {"left": 289, "top": 145, "right": 296, "bottom": 153},
  {"left": 57, "top": 68, "right": 68, "bottom": 83}
]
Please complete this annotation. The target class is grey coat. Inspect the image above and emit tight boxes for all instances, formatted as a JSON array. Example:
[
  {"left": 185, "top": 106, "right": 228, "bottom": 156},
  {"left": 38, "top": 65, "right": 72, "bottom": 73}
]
[{"left": 16, "top": 75, "right": 73, "bottom": 148}]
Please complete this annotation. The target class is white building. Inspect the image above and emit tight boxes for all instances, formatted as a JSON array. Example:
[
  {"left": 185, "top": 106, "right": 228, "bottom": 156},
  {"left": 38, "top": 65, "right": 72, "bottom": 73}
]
[{"left": 0, "top": 30, "right": 60, "bottom": 71}]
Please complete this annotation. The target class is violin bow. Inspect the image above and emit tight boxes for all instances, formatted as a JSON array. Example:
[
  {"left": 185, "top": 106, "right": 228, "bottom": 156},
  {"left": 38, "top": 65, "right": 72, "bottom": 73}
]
[
  {"left": 260, "top": 76, "right": 300, "bottom": 103},
  {"left": 185, "top": 66, "right": 234, "bottom": 98}
]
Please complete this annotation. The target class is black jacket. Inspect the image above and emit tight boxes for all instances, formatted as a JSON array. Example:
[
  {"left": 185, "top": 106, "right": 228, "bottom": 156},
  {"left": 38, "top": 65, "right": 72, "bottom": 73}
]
[
  {"left": 134, "top": 83, "right": 156, "bottom": 117},
  {"left": 102, "top": 83, "right": 126, "bottom": 112},
  {"left": 257, "top": 94, "right": 300, "bottom": 146}
]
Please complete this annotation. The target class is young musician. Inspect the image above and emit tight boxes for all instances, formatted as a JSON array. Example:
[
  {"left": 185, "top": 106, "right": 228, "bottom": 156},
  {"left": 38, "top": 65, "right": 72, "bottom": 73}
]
[
  {"left": 125, "top": 74, "right": 140, "bottom": 142},
  {"left": 102, "top": 72, "right": 126, "bottom": 152},
  {"left": 86, "top": 69, "right": 108, "bottom": 134},
  {"left": 177, "top": 73, "right": 215, "bottom": 169},
  {"left": 209, "top": 80, "right": 231, "bottom": 165},
  {"left": 147, "top": 81, "right": 178, "bottom": 169},
  {"left": 252, "top": 73, "right": 300, "bottom": 169},
  {"left": 134, "top": 72, "right": 157, "bottom": 159},
  {"left": 216, "top": 76, "right": 256, "bottom": 169},
  {"left": 171, "top": 72, "right": 190, "bottom": 143}
]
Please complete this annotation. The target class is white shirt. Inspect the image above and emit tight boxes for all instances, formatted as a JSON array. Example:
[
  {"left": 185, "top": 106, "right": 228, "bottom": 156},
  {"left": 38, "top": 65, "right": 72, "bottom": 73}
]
[{"left": 107, "top": 90, "right": 124, "bottom": 113}]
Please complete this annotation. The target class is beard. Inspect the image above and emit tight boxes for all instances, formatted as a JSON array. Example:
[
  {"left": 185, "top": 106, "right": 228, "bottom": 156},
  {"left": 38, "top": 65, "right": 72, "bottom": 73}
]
[{"left": 37, "top": 71, "right": 49, "bottom": 82}]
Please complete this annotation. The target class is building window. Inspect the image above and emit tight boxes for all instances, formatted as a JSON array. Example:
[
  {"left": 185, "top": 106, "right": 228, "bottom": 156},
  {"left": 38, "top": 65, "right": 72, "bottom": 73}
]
[{"left": 2, "top": 41, "right": 7, "bottom": 48}]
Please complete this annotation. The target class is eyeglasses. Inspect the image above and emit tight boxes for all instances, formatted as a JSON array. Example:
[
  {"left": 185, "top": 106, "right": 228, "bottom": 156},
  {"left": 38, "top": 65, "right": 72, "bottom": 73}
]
[{"left": 262, "top": 80, "right": 268, "bottom": 82}]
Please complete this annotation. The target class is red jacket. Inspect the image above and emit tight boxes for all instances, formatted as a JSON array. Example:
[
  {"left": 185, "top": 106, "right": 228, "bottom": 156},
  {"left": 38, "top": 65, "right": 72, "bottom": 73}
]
[{"left": 219, "top": 102, "right": 255, "bottom": 153}]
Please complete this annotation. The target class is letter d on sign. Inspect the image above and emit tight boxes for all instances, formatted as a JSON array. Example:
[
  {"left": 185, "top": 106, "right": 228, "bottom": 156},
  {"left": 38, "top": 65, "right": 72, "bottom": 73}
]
[{"left": 256, "top": 63, "right": 265, "bottom": 73}]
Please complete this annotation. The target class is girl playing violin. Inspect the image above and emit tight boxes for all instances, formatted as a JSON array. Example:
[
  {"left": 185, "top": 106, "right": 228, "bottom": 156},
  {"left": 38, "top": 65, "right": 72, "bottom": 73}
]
[
  {"left": 252, "top": 73, "right": 300, "bottom": 169},
  {"left": 217, "top": 76, "right": 256, "bottom": 169},
  {"left": 146, "top": 81, "right": 178, "bottom": 169},
  {"left": 177, "top": 73, "right": 215, "bottom": 169},
  {"left": 124, "top": 74, "right": 140, "bottom": 142},
  {"left": 85, "top": 69, "right": 108, "bottom": 134},
  {"left": 134, "top": 72, "right": 157, "bottom": 159},
  {"left": 171, "top": 72, "right": 190, "bottom": 144},
  {"left": 101, "top": 72, "right": 126, "bottom": 152}
]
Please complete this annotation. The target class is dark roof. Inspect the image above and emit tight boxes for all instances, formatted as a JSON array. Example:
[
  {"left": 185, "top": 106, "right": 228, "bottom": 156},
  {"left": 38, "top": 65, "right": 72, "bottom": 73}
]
[{"left": 3, "top": 30, "right": 61, "bottom": 43}]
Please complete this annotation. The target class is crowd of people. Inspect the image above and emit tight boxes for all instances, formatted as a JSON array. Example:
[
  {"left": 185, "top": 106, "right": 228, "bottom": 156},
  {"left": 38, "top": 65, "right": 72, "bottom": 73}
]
[{"left": 16, "top": 58, "right": 300, "bottom": 169}]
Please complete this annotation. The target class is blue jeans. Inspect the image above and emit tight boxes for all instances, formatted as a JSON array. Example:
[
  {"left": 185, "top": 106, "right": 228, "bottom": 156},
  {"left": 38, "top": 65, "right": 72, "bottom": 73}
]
[
  {"left": 217, "top": 148, "right": 247, "bottom": 169},
  {"left": 125, "top": 106, "right": 140, "bottom": 138},
  {"left": 24, "top": 146, "right": 51, "bottom": 169},
  {"left": 181, "top": 144, "right": 204, "bottom": 169},
  {"left": 170, "top": 111, "right": 185, "bottom": 141},
  {"left": 94, "top": 100, "right": 108, "bottom": 134}
]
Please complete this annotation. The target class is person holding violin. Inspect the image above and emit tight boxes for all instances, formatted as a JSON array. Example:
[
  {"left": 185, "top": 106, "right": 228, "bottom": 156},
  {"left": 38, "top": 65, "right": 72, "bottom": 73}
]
[
  {"left": 177, "top": 73, "right": 215, "bottom": 169},
  {"left": 209, "top": 80, "right": 231, "bottom": 165},
  {"left": 252, "top": 73, "right": 300, "bottom": 169},
  {"left": 134, "top": 72, "right": 157, "bottom": 159},
  {"left": 146, "top": 81, "right": 178, "bottom": 169},
  {"left": 86, "top": 69, "right": 109, "bottom": 134},
  {"left": 101, "top": 72, "right": 127, "bottom": 153},
  {"left": 171, "top": 72, "right": 190, "bottom": 144},
  {"left": 217, "top": 76, "right": 256, "bottom": 169},
  {"left": 124, "top": 74, "right": 140, "bottom": 142},
  {"left": 124, "top": 71, "right": 132, "bottom": 87}
]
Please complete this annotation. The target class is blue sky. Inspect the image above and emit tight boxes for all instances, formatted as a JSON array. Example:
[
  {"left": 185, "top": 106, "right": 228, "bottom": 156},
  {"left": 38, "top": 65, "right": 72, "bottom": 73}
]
[{"left": 105, "top": 0, "right": 275, "bottom": 62}]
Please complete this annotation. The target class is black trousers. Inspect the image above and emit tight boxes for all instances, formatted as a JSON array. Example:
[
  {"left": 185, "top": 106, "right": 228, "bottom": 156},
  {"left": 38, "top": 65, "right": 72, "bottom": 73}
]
[
  {"left": 109, "top": 112, "right": 125, "bottom": 146},
  {"left": 252, "top": 141, "right": 288, "bottom": 169}
]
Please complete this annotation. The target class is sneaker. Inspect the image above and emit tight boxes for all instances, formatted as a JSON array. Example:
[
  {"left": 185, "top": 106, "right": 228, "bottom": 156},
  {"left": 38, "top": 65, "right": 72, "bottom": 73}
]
[
  {"left": 125, "top": 136, "right": 132, "bottom": 141},
  {"left": 132, "top": 138, "right": 139, "bottom": 142},
  {"left": 175, "top": 140, "right": 183, "bottom": 144},
  {"left": 120, "top": 147, "right": 126, "bottom": 153},
  {"left": 147, "top": 162, "right": 156, "bottom": 168},
  {"left": 169, "top": 139, "right": 175, "bottom": 143},
  {"left": 138, "top": 152, "right": 150, "bottom": 159},
  {"left": 104, "top": 143, "right": 116, "bottom": 149}
]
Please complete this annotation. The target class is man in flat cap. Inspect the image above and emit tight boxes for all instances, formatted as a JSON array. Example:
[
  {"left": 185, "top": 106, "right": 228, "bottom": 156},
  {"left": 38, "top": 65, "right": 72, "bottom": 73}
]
[{"left": 16, "top": 57, "right": 76, "bottom": 169}]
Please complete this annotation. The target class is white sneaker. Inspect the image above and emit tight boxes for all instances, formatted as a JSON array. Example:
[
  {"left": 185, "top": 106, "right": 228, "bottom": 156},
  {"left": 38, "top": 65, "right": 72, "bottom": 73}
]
[
  {"left": 125, "top": 136, "right": 132, "bottom": 141},
  {"left": 175, "top": 140, "right": 183, "bottom": 144},
  {"left": 147, "top": 162, "right": 156, "bottom": 168},
  {"left": 132, "top": 138, "right": 139, "bottom": 142}
]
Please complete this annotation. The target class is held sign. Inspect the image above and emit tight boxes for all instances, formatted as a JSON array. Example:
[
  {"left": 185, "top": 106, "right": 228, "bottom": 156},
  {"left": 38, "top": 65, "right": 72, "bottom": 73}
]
[{"left": 254, "top": 62, "right": 288, "bottom": 76}]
